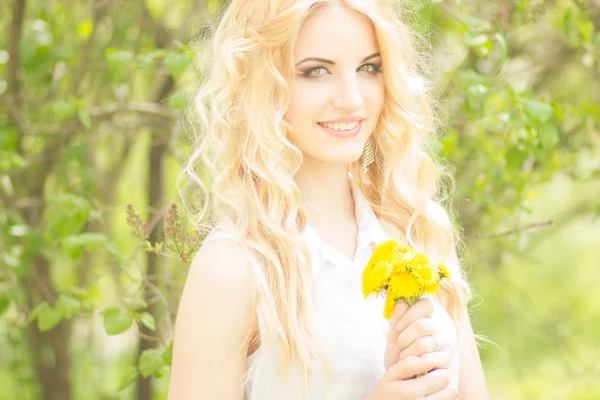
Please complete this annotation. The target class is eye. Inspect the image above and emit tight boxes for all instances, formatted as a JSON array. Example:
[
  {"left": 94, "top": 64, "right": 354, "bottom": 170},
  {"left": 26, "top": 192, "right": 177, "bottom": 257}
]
[
  {"left": 358, "top": 63, "right": 382, "bottom": 75},
  {"left": 303, "top": 66, "right": 330, "bottom": 78}
]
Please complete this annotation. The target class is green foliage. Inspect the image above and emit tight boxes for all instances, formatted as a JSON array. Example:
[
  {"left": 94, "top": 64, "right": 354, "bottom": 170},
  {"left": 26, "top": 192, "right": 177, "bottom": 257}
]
[
  {"left": 138, "top": 349, "right": 164, "bottom": 378},
  {"left": 102, "top": 308, "right": 133, "bottom": 336}
]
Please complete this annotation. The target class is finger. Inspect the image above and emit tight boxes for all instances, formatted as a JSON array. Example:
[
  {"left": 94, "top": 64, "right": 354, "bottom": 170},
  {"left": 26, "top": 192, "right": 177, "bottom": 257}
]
[
  {"left": 395, "top": 297, "right": 434, "bottom": 333},
  {"left": 398, "top": 333, "right": 451, "bottom": 360},
  {"left": 384, "top": 355, "right": 436, "bottom": 381},
  {"left": 387, "top": 301, "right": 409, "bottom": 348},
  {"left": 420, "top": 350, "right": 452, "bottom": 372},
  {"left": 396, "top": 317, "right": 438, "bottom": 350},
  {"left": 384, "top": 301, "right": 409, "bottom": 369},
  {"left": 425, "top": 387, "right": 459, "bottom": 400},
  {"left": 405, "top": 368, "right": 452, "bottom": 398}
]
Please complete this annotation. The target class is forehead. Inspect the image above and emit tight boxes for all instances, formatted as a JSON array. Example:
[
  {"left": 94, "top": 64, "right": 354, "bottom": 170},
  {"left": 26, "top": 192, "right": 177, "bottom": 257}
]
[{"left": 293, "top": 5, "right": 379, "bottom": 60}]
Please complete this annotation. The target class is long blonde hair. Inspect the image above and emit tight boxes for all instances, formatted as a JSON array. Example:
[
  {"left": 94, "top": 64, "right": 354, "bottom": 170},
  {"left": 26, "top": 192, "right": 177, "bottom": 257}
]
[{"left": 183, "top": 0, "right": 473, "bottom": 395}]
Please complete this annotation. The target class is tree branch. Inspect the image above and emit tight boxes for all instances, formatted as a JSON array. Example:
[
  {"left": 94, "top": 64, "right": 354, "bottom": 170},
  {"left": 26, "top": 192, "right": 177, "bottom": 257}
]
[
  {"left": 70, "top": 0, "right": 112, "bottom": 97},
  {"left": 467, "top": 219, "right": 554, "bottom": 240},
  {"left": 6, "top": 0, "right": 27, "bottom": 141},
  {"left": 90, "top": 102, "right": 177, "bottom": 121}
]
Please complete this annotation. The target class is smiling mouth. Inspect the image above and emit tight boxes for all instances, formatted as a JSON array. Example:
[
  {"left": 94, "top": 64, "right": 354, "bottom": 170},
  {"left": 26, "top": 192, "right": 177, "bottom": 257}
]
[
  {"left": 317, "top": 120, "right": 363, "bottom": 138},
  {"left": 317, "top": 121, "right": 361, "bottom": 131}
]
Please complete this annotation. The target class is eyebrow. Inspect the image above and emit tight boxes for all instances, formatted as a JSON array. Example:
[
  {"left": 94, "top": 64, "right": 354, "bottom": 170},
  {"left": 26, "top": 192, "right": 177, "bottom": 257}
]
[{"left": 295, "top": 52, "right": 381, "bottom": 67}]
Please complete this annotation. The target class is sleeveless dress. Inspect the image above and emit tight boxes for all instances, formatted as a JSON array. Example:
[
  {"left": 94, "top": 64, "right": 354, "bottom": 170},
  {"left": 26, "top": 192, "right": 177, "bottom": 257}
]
[{"left": 202, "top": 178, "right": 459, "bottom": 400}]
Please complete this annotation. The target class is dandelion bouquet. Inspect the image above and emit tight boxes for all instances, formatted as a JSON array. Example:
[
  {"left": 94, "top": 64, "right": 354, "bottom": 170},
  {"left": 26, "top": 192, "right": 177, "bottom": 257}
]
[{"left": 362, "top": 239, "right": 451, "bottom": 320}]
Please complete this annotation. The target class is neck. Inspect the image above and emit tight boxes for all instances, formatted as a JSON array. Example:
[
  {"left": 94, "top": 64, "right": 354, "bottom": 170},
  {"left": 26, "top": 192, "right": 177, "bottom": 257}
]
[{"left": 294, "top": 159, "right": 355, "bottom": 223}]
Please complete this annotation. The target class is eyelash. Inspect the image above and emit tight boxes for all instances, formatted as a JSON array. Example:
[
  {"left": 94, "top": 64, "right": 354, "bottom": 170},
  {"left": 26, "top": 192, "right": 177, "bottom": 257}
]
[{"left": 302, "top": 63, "right": 383, "bottom": 79}]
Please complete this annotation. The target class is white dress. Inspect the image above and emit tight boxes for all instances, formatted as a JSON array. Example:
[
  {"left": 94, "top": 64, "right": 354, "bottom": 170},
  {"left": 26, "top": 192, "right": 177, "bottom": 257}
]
[{"left": 203, "top": 179, "right": 459, "bottom": 400}]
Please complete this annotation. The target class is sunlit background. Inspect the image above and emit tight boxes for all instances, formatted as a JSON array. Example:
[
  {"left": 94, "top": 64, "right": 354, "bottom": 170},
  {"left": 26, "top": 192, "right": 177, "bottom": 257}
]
[{"left": 1, "top": 0, "right": 599, "bottom": 399}]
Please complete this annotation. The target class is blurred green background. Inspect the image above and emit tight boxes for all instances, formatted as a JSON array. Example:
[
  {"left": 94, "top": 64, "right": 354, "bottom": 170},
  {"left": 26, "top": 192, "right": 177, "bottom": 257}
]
[{"left": 1, "top": 0, "right": 599, "bottom": 399}]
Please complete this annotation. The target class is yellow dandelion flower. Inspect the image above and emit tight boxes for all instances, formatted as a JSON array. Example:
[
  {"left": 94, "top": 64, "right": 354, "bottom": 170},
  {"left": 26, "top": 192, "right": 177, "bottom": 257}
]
[
  {"left": 423, "top": 280, "right": 440, "bottom": 295},
  {"left": 405, "top": 252, "right": 430, "bottom": 271},
  {"left": 383, "top": 294, "right": 398, "bottom": 320},
  {"left": 387, "top": 272, "right": 422, "bottom": 299},
  {"left": 362, "top": 260, "right": 391, "bottom": 298},
  {"left": 372, "top": 239, "right": 404, "bottom": 262},
  {"left": 390, "top": 259, "right": 409, "bottom": 275},
  {"left": 410, "top": 264, "right": 439, "bottom": 287},
  {"left": 438, "top": 263, "right": 451, "bottom": 280},
  {"left": 390, "top": 247, "right": 415, "bottom": 275}
]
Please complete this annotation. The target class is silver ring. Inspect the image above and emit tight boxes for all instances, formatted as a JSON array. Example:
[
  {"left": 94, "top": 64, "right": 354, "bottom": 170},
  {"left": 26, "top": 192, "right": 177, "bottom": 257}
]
[{"left": 430, "top": 335, "right": 439, "bottom": 351}]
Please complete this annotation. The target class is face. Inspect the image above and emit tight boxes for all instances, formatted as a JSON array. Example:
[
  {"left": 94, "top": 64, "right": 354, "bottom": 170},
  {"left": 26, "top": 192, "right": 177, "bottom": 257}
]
[{"left": 285, "top": 4, "right": 385, "bottom": 169}]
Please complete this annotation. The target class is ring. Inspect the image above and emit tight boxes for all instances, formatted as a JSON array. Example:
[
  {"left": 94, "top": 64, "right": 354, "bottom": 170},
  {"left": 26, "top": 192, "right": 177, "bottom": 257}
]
[{"left": 430, "top": 335, "right": 439, "bottom": 351}]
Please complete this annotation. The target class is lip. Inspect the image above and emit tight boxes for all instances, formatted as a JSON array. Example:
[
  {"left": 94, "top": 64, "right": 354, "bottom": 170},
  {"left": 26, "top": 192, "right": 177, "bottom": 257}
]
[{"left": 317, "top": 120, "right": 363, "bottom": 138}]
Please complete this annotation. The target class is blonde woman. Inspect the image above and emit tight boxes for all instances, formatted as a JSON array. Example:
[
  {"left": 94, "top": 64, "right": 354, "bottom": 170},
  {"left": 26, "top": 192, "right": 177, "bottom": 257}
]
[{"left": 169, "top": 1, "right": 490, "bottom": 399}]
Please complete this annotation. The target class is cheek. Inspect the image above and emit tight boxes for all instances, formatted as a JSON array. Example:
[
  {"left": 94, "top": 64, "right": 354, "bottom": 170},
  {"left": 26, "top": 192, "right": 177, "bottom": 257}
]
[{"left": 287, "top": 81, "right": 330, "bottom": 125}]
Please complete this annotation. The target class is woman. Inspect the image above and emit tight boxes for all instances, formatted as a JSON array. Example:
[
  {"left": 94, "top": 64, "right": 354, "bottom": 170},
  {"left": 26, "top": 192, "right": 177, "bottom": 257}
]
[{"left": 169, "top": 0, "right": 490, "bottom": 399}]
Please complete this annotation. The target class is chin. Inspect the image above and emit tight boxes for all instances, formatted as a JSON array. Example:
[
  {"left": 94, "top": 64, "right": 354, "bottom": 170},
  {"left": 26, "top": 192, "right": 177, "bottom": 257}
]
[{"left": 324, "top": 149, "right": 364, "bottom": 165}]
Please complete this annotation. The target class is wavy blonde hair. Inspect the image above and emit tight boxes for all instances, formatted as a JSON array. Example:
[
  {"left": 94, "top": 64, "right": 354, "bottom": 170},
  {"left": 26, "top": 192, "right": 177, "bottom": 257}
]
[{"left": 182, "top": 0, "right": 474, "bottom": 396}]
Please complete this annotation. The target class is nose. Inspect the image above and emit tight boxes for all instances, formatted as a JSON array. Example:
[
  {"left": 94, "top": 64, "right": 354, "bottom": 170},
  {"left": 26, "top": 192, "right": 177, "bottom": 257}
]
[{"left": 331, "top": 73, "right": 364, "bottom": 112}]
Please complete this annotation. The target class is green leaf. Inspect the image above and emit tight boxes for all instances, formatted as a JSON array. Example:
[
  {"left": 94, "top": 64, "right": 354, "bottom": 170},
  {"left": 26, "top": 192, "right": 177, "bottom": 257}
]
[
  {"left": 0, "top": 127, "right": 18, "bottom": 151},
  {"left": 537, "top": 121, "right": 559, "bottom": 149},
  {"left": 168, "top": 91, "right": 192, "bottom": 109},
  {"left": 117, "top": 367, "right": 139, "bottom": 392},
  {"left": 505, "top": 147, "right": 529, "bottom": 169},
  {"left": 162, "top": 340, "right": 173, "bottom": 367},
  {"left": 463, "top": 16, "right": 491, "bottom": 31},
  {"left": 105, "top": 50, "right": 135, "bottom": 69},
  {"left": 465, "top": 33, "right": 490, "bottom": 47},
  {"left": 523, "top": 99, "right": 553, "bottom": 123},
  {"left": 0, "top": 152, "right": 27, "bottom": 172},
  {"left": 38, "top": 306, "right": 63, "bottom": 332},
  {"left": 164, "top": 52, "right": 191, "bottom": 78},
  {"left": 106, "top": 241, "right": 124, "bottom": 261},
  {"left": 103, "top": 307, "right": 133, "bottom": 335},
  {"left": 29, "top": 301, "right": 49, "bottom": 322},
  {"left": 46, "top": 194, "right": 92, "bottom": 237},
  {"left": 55, "top": 294, "right": 81, "bottom": 319},
  {"left": 123, "top": 297, "right": 148, "bottom": 311},
  {"left": 77, "top": 108, "right": 92, "bottom": 129},
  {"left": 138, "top": 312, "right": 156, "bottom": 332},
  {"left": 67, "top": 286, "right": 89, "bottom": 299},
  {"left": 52, "top": 100, "right": 78, "bottom": 121},
  {"left": 0, "top": 296, "right": 10, "bottom": 317},
  {"left": 1, "top": 175, "right": 14, "bottom": 196},
  {"left": 61, "top": 233, "right": 108, "bottom": 259},
  {"left": 138, "top": 348, "right": 164, "bottom": 378},
  {"left": 82, "top": 300, "right": 95, "bottom": 313},
  {"left": 494, "top": 33, "right": 508, "bottom": 60}
]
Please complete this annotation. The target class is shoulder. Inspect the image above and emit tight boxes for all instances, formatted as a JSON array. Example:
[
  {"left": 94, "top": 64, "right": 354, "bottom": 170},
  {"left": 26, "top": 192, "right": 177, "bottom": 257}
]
[
  {"left": 187, "top": 230, "right": 258, "bottom": 300},
  {"left": 169, "top": 232, "right": 259, "bottom": 397}
]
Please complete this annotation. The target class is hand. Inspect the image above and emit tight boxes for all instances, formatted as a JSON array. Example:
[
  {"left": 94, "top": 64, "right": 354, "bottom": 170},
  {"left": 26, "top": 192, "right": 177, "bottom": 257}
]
[
  {"left": 365, "top": 297, "right": 458, "bottom": 400},
  {"left": 384, "top": 297, "right": 453, "bottom": 371},
  {"left": 366, "top": 355, "right": 457, "bottom": 400}
]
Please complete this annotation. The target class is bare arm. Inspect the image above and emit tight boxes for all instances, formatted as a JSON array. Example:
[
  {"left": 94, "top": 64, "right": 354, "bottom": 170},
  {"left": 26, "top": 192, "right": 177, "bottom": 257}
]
[
  {"left": 168, "top": 239, "right": 258, "bottom": 400},
  {"left": 457, "top": 307, "right": 490, "bottom": 400}
]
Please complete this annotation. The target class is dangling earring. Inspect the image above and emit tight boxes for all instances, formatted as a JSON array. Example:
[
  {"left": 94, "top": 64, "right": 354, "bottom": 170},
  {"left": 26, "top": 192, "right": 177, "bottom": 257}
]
[{"left": 361, "top": 137, "right": 374, "bottom": 174}]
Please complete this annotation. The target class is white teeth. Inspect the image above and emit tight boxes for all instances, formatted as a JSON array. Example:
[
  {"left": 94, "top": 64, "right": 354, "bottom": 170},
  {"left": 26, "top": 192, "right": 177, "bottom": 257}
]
[{"left": 322, "top": 121, "right": 359, "bottom": 131}]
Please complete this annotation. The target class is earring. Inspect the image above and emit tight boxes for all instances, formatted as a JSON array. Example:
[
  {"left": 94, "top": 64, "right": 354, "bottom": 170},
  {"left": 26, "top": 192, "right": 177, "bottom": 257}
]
[{"left": 361, "top": 137, "right": 374, "bottom": 174}]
